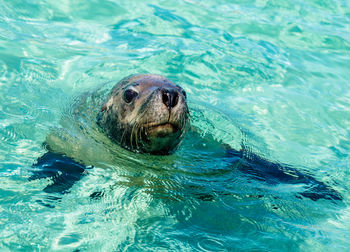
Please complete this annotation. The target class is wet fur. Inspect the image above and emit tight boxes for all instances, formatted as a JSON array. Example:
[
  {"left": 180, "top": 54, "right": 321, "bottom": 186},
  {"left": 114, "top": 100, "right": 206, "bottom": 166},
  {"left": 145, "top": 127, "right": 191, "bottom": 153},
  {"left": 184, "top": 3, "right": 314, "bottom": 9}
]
[{"left": 97, "top": 74, "right": 189, "bottom": 154}]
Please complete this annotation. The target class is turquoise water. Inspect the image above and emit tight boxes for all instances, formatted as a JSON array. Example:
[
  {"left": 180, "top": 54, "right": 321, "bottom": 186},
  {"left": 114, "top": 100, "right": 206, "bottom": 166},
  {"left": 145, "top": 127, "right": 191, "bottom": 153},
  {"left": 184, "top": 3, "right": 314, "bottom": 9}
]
[{"left": 1, "top": 0, "right": 350, "bottom": 250}]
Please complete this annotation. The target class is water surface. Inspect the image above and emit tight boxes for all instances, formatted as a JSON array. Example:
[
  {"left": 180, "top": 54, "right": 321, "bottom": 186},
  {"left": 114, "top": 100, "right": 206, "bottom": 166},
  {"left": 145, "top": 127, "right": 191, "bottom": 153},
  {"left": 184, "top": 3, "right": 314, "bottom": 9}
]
[{"left": 0, "top": 0, "right": 350, "bottom": 251}]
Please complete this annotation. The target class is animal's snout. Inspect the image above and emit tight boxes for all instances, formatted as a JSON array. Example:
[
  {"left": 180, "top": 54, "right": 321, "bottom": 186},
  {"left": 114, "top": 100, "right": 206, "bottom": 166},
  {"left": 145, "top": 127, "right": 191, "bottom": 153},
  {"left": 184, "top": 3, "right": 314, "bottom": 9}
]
[{"left": 161, "top": 89, "right": 179, "bottom": 109}]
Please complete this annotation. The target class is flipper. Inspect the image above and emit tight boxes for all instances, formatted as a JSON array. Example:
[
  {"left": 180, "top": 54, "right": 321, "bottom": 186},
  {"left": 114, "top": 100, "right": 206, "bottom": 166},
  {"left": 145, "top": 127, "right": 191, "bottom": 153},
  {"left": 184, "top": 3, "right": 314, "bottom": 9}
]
[
  {"left": 30, "top": 152, "right": 90, "bottom": 194},
  {"left": 225, "top": 148, "right": 342, "bottom": 201},
  {"left": 30, "top": 148, "right": 342, "bottom": 202}
]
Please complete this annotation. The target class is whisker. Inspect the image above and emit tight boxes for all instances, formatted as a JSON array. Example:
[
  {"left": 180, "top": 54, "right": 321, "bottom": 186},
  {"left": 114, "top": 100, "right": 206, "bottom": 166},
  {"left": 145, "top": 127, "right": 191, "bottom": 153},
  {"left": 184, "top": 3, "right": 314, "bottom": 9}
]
[
  {"left": 120, "top": 126, "right": 127, "bottom": 146},
  {"left": 130, "top": 118, "right": 138, "bottom": 150}
]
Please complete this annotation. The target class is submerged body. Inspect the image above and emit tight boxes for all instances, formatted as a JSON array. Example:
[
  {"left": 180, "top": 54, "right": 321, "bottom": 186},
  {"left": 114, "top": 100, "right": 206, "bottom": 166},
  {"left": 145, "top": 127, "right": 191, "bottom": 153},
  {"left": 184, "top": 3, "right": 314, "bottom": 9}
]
[{"left": 33, "top": 74, "right": 342, "bottom": 201}]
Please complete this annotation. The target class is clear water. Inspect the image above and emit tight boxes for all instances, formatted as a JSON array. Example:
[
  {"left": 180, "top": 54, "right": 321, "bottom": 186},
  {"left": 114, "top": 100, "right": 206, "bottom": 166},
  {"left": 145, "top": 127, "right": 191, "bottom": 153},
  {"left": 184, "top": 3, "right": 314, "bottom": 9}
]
[{"left": 1, "top": 0, "right": 350, "bottom": 251}]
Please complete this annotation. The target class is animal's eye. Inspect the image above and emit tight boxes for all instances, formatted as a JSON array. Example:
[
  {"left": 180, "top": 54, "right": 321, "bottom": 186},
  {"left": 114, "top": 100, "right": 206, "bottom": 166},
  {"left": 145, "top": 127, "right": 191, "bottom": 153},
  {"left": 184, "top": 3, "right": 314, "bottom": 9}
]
[
  {"left": 123, "top": 89, "right": 138, "bottom": 103},
  {"left": 181, "top": 90, "right": 187, "bottom": 99}
]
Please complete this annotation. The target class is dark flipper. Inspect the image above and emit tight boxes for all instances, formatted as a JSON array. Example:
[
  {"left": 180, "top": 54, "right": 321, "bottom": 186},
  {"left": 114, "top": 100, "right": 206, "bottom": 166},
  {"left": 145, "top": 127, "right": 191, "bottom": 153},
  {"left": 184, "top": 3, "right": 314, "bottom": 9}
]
[
  {"left": 30, "top": 152, "right": 89, "bottom": 194},
  {"left": 225, "top": 148, "right": 342, "bottom": 201}
]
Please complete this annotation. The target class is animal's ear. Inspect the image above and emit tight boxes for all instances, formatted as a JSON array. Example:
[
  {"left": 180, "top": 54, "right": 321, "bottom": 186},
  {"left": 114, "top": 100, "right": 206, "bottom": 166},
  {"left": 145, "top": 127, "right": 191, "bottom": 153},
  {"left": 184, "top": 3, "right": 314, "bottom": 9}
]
[{"left": 101, "top": 97, "right": 114, "bottom": 112}]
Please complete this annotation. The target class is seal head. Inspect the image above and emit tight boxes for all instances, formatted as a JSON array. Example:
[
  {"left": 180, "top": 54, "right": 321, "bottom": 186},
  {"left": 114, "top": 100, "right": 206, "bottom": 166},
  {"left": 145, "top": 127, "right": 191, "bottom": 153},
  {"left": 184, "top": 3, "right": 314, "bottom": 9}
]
[{"left": 97, "top": 74, "right": 189, "bottom": 155}]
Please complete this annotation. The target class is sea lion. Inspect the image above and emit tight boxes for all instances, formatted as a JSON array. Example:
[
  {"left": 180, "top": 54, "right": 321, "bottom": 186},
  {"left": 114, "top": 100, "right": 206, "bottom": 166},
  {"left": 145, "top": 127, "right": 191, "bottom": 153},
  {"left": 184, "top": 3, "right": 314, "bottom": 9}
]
[
  {"left": 96, "top": 74, "right": 189, "bottom": 155},
  {"left": 31, "top": 74, "right": 342, "bottom": 201}
]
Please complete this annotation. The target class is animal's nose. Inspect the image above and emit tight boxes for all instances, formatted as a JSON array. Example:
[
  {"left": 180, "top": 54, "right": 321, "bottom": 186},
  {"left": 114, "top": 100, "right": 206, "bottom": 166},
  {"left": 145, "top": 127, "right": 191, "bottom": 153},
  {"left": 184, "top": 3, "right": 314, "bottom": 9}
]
[{"left": 162, "top": 89, "right": 179, "bottom": 109}]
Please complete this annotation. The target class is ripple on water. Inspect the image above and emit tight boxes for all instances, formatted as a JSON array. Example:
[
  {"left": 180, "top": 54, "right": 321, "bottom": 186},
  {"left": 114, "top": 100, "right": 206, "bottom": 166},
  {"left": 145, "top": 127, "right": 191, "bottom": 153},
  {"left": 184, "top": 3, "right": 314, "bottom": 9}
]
[
  {"left": 196, "top": 236, "right": 226, "bottom": 252},
  {"left": 0, "top": 0, "right": 350, "bottom": 251}
]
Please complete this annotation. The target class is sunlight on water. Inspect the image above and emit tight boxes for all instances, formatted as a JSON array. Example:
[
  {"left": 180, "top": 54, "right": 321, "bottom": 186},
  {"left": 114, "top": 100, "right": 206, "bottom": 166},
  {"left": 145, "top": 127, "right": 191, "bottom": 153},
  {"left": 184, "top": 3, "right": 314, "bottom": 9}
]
[{"left": 0, "top": 0, "right": 350, "bottom": 250}]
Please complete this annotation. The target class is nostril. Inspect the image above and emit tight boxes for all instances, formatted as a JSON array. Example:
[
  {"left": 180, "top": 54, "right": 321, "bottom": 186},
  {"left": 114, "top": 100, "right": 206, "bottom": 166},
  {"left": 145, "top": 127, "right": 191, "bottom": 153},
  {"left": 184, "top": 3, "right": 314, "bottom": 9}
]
[
  {"left": 162, "top": 92, "right": 169, "bottom": 108},
  {"left": 172, "top": 92, "right": 179, "bottom": 108},
  {"left": 162, "top": 89, "right": 179, "bottom": 109}
]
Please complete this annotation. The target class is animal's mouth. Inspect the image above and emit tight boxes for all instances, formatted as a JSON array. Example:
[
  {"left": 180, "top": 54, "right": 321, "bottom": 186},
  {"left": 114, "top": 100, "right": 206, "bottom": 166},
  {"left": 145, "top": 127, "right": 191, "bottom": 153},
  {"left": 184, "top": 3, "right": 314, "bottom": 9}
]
[{"left": 143, "top": 122, "right": 180, "bottom": 138}]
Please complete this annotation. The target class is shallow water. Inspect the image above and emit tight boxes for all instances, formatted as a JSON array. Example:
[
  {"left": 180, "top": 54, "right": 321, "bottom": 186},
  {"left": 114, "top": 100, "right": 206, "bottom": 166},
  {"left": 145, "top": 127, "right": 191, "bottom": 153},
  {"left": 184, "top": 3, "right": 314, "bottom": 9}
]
[{"left": 1, "top": 0, "right": 350, "bottom": 251}]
